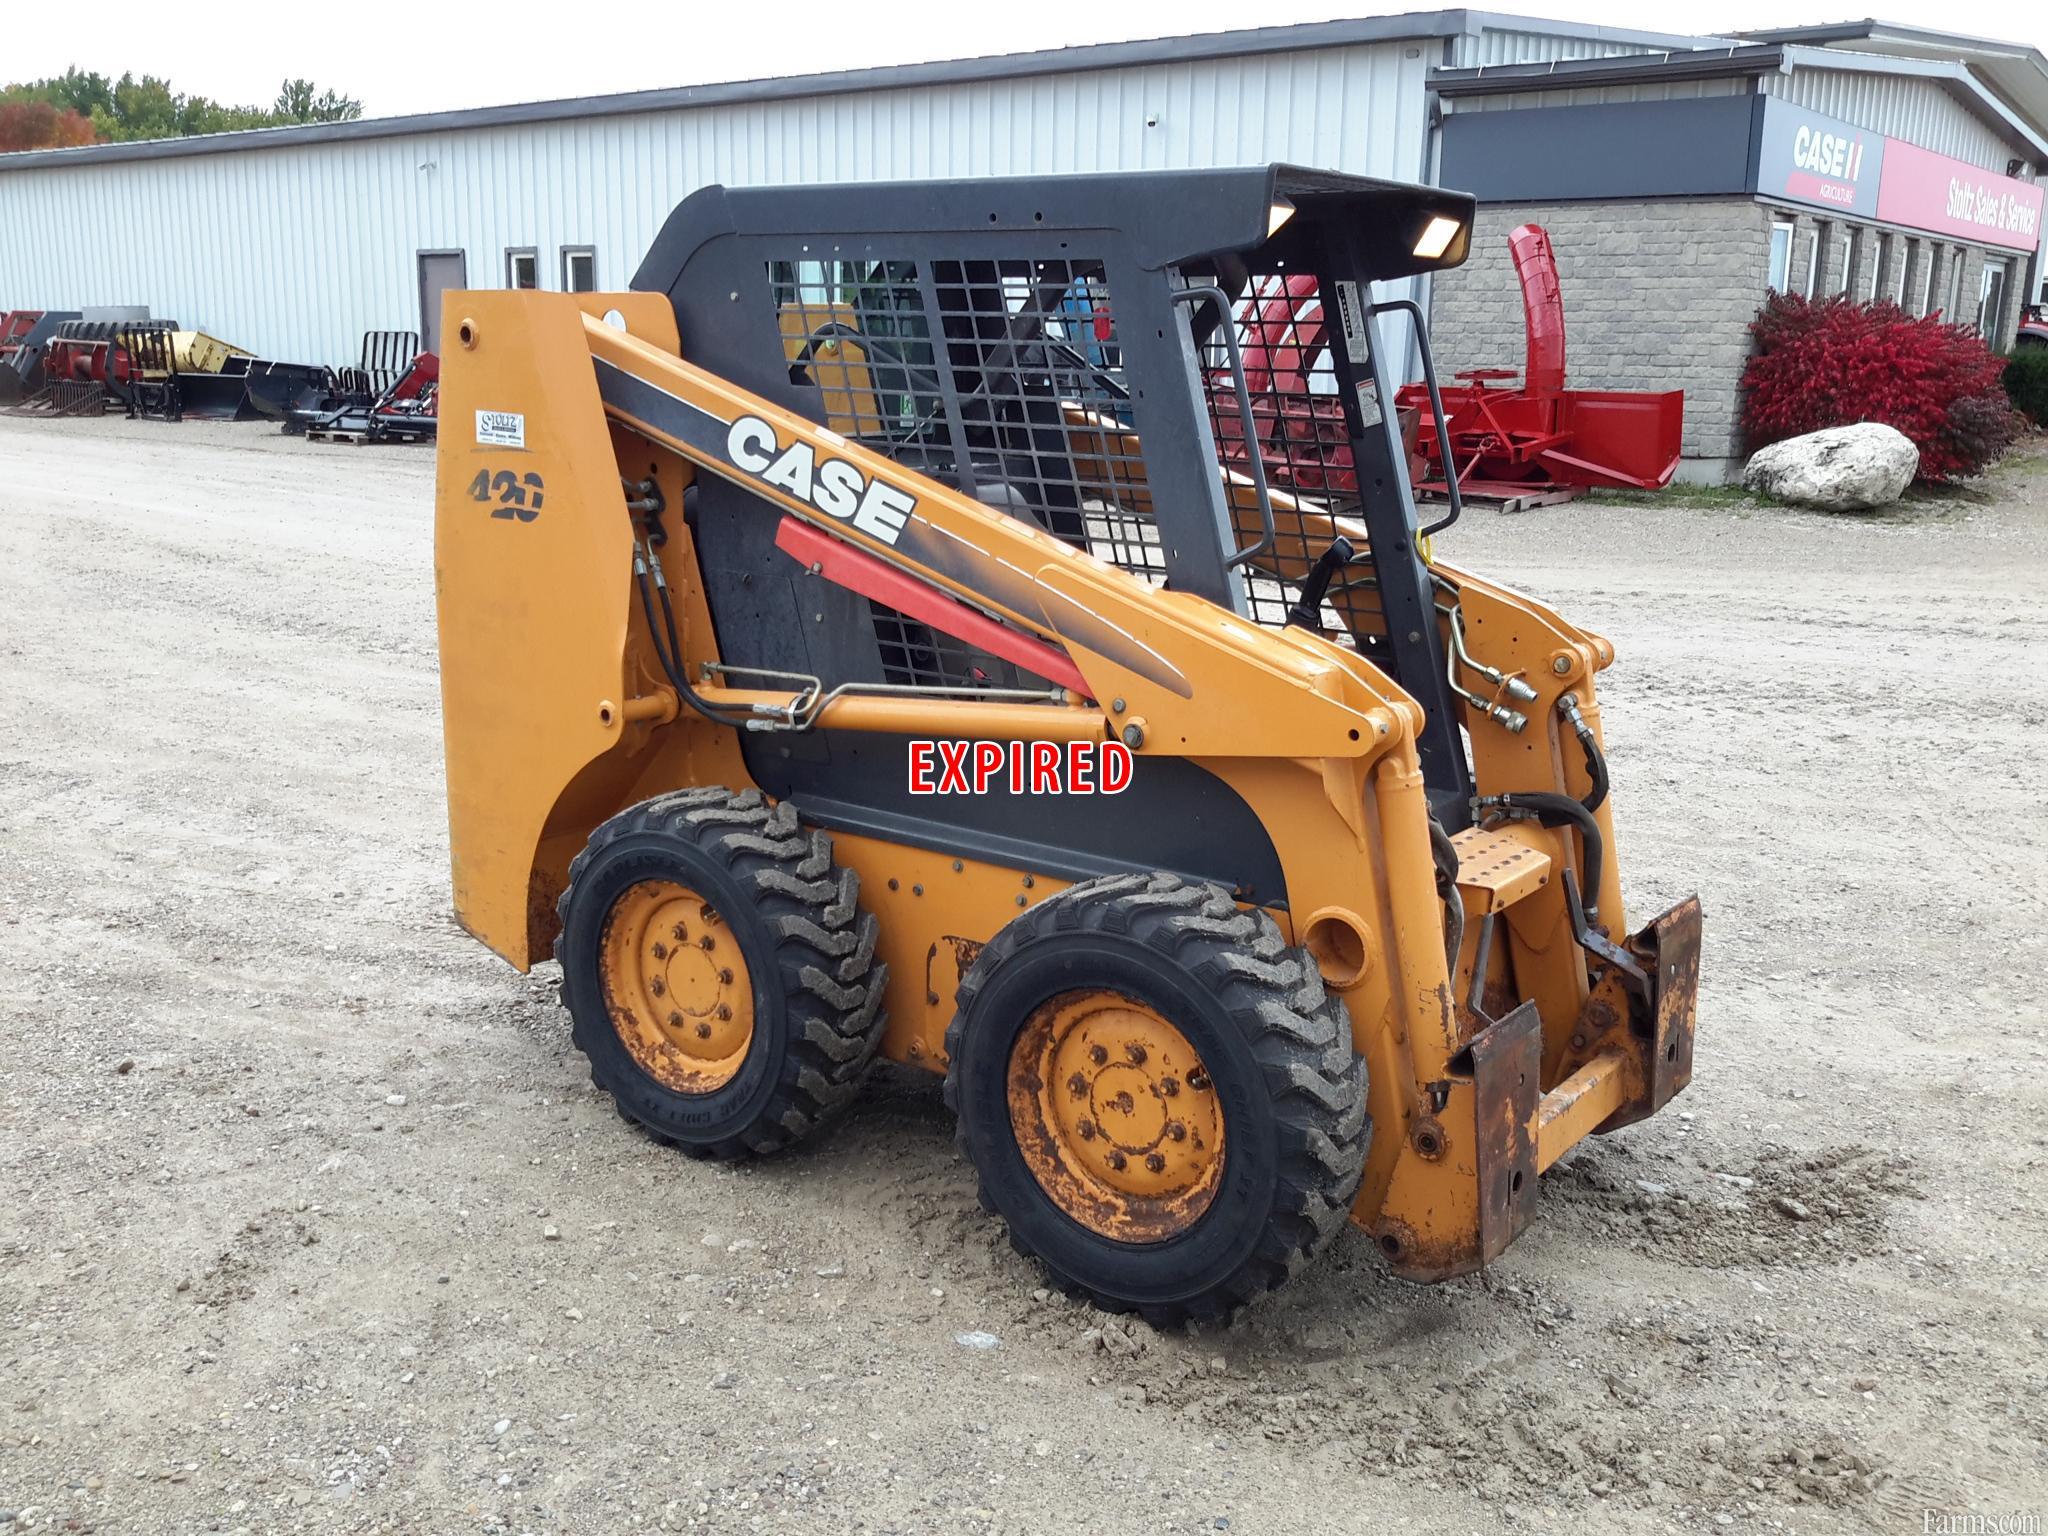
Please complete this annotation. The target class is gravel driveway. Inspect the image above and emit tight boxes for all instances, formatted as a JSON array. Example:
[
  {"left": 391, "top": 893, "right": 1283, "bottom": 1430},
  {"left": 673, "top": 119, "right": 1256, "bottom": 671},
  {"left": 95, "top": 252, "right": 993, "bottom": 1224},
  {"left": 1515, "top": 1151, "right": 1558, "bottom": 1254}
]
[{"left": 3, "top": 416, "right": 2045, "bottom": 1535}]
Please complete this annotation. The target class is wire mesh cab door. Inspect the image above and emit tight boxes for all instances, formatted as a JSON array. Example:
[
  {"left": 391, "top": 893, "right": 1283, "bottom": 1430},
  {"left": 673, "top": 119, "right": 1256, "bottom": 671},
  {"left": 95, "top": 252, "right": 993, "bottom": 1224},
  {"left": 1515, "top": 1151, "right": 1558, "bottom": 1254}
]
[{"left": 624, "top": 166, "right": 1476, "bottom": 869}]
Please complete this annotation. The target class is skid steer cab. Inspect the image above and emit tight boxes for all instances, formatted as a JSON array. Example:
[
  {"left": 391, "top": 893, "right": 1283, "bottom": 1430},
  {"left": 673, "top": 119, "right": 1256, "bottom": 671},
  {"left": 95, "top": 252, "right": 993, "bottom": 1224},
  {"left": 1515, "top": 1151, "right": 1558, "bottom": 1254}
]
[{"left": 433, "top": 163, "right": 1702, "bottom": 1324}]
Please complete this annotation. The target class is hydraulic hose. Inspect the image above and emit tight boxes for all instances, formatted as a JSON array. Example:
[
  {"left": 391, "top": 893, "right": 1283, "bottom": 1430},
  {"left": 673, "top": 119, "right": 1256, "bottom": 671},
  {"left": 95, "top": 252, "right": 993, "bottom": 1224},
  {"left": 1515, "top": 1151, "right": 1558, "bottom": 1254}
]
[
  {"left": 1474, "top": 791, "right": 1604, "bottom": 924},
  {"left": 632, "top": 542, "right": 756, "bottom": 731},
  {"left": 1557, "top": 693, "right": 1610, "bottom": 812},
  {"left": 1428, "top": 816, "right": 1465, "bottom": 982}
]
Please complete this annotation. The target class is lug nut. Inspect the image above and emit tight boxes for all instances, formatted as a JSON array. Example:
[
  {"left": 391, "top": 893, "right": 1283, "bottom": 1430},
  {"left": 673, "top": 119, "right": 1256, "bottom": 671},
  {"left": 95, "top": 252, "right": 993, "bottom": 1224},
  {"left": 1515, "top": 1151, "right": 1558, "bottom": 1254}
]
[
  {"left": 1077, "top": 1117, "right": 1097, "bottom": 1141},
  {"left": 1106, "top": 1150, "right": 1128, "bottom": 1171},
  {"left": 1124, "top": 1042, "right": 1147, "bottom": 1065},
  {"left": 1160, "top": 1077, "right": 1180, "bottom": 1098},
  {"left": 649, "top": 978, "right": 665, "bottom": 997},
  {"left": 671, "top": 923, "right": 687, "bottom": 941},
  {"left": 1145, "top": 1153, "right": 1166, "bottom": 1173},
  {"left": 1165, "top": 1121, "right": 1186, "bottom": 1141},
  {"left": 1067, "top": 1072, "right": 1089, "bottom": 1100},
  {"left": 717, "top": 1004, "right": 732, "bottom": 1021},
  {"left": 719, "top": 968, "right": 734, "bottom": 985},
  {"left": 695, "top": 1022, "right": 712, "bottom": 1039},
  {"left": 668, "top": 1011, "right": 684, "bottom": 1027},
  {"left": 652, "top": 941, "right": 669, "bottom": 960},
  {"left": 1087, "top": 1043, "right": 1108, "bottom": 1065}
]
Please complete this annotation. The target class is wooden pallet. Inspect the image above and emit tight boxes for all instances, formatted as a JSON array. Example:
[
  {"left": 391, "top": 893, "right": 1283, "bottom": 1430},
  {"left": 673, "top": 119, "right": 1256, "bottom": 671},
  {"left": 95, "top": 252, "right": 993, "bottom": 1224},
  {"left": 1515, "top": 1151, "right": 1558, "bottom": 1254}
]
[{"left": 1418, "top": 485, "right": 1584, "bottom": 516}]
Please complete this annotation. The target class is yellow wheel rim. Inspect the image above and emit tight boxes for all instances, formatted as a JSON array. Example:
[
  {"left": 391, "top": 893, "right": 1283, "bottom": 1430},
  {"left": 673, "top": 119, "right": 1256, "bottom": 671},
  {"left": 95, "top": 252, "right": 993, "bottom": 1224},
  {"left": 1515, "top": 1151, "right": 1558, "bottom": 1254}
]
[
  {"left": 1007, "top": 989, "right": 1225, "bottom": 1242},
  {"left": 598, "top": 880, "right": 754, "bottom": 1093}
]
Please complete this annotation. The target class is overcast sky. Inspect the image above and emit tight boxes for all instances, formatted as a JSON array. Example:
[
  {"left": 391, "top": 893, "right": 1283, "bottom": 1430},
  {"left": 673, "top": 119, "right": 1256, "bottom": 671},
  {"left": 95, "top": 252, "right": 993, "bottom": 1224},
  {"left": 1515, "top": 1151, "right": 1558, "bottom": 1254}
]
[{"left": 7, "top": 0, "right": 2044, "bottom": 119}]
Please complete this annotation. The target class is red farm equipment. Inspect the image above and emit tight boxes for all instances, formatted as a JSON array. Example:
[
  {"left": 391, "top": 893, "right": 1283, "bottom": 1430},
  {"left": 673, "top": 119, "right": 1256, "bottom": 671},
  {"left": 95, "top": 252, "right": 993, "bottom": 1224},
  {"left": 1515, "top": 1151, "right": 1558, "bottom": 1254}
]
[
  {"left": 27, "top": 318, "right": 167, "bottom": 414},
  {"left": 1207, "top": 226, "right": 1683, "bottom": 511},
  {"left": 1211, "top": 275, "right": 1360, "bottom": 496},
  {"left": 1392, "top": 224, "right": 1683, "bottom": 500},
  {"left": 289, "top": 333, "right": 439, "bottom": 444},
  {"left": 0, "top": 310, "right": 81, "bottom": 404}
]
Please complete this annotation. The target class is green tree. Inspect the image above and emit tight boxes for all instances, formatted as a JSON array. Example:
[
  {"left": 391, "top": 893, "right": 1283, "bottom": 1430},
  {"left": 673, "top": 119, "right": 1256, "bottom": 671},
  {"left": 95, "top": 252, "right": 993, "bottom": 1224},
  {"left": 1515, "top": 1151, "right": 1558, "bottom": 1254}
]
[
  {"left": 273, "top": 78, "right": 361, "bottom": 124},
  {"left": 0, "top": 68, "right": 363, "bottom": 149}
]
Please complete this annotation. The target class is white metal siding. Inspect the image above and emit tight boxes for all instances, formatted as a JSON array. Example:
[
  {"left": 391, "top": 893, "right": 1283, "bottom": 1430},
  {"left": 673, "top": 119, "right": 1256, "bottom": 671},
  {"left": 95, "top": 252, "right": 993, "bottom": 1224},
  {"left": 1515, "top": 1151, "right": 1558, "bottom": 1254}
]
[
  {"left": 1450, "top": 29, "right": 1686, "bottom": 68},
  {"left": 1444, "top": 76, "right": 1753, "bottom": 113},
  {"left": 0, "top": 41, "right": 1436, "bottom": 366},
  {"left": 1761, "top": 68, "right": 2025, "bottom": 173}
]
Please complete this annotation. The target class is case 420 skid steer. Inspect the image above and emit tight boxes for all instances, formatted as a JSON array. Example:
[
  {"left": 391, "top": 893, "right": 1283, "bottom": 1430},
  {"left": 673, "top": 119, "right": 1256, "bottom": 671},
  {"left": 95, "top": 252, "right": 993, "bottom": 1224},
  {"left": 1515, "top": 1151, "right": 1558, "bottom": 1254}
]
[{"left": 434, "top": 165, "right": 1702, "bottom": 1322}]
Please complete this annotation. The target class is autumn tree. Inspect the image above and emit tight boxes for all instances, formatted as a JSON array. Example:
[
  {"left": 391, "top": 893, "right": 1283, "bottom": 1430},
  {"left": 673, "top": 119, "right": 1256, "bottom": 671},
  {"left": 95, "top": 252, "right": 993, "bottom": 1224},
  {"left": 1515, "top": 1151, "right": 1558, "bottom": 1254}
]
[
  {"left": 0, "top": 70, "right": 362, "bottom": 150},
  {"left": 0, "top": 99, "right": 97, "bottom": 152}
]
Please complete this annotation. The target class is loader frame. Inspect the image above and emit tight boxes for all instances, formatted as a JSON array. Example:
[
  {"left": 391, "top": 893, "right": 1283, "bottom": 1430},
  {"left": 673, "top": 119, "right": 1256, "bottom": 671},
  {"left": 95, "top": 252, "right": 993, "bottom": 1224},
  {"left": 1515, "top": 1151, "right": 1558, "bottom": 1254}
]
[{"left": 435, "top": 166, "right": 1700, "bottom": 1281}]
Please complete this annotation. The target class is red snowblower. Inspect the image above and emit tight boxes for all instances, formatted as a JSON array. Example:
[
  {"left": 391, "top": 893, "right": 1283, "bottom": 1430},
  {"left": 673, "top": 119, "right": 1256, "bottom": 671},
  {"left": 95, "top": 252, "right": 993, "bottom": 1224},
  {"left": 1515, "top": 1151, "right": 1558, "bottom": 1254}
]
[
  {"left": 1392, "top": 223, "right": 1682, "bottom": 499},
  {"left": 1209, "top": 225, "right": 1683, "bottom": 509}
]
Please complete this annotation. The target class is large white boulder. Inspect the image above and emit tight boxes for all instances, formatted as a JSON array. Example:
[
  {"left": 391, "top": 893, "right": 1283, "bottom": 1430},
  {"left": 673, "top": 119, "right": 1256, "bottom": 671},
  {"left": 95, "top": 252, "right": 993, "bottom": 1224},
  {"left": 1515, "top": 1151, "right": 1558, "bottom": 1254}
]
[{"left": 1742, "top": 423, "right": 1919, "bottom": 511}]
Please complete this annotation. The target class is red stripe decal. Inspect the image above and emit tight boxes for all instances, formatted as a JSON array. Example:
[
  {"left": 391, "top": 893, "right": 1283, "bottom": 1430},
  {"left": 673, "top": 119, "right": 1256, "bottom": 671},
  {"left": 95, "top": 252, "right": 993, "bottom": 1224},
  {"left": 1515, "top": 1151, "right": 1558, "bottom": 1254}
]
[{"left": 772, "top": 517, "right": 1090, "bottom": 697}]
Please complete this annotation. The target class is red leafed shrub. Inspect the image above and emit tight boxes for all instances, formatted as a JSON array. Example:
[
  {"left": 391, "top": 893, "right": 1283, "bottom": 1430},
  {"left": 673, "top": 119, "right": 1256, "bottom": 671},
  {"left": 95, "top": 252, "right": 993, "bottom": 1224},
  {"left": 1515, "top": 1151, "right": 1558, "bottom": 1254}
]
[{"left": 1741, "top": 292, "right": 2021, "bottom": 482}]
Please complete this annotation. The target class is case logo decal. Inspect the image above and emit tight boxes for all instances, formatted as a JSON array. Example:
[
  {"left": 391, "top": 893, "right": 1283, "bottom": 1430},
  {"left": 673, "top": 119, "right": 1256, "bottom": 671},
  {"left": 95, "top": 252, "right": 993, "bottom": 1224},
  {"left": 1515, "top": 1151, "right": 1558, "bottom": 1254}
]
[{"left": 725, "top": 415, "right": 913, "bottom": 545}]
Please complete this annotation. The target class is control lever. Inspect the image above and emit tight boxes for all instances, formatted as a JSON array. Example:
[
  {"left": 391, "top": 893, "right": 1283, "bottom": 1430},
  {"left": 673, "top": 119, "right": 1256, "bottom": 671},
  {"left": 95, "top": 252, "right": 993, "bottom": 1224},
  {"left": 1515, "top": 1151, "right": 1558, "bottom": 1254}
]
[{"left": 1285, "top": 535, "right": 1355, "bottom": 631}]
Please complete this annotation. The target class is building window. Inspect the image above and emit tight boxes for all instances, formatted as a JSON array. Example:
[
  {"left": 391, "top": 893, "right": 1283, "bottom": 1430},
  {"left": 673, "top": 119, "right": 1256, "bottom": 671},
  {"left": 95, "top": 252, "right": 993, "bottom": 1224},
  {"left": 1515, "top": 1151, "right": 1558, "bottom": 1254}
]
[
  {"left": 1867, "top": 232, "right": 1888, "bottom": 303},
  {"left": 1804, "top": 224, "right": 1825, "bottom": 297},
  {"left": 562, "top": 247, "right": 597, "bottom": 293},
  {"left": 1767, "top": 220, "right": 1795, "bottom": 292},
  {"left": 1895, "top": 239, "right": 1913, "bottom": 309},
  {"left": 1979, "top": 258, "right": 2010, "bottom": 341},
  {"left": 506, "top": 248, "right": 539, "bottom": 290},
  {"left": 1840, "top": 227, "right": 1861, "bottom": 297},
  {"left": 1948, "top": 246, "right": 1967, "bottom": 319}
]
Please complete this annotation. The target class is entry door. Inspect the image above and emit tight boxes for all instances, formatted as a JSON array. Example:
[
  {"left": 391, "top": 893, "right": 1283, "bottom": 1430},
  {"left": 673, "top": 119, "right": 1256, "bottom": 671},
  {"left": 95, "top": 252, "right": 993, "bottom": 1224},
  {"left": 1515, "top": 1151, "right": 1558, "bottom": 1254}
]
[
  {"left": 1978, "top": 258, "right": 2009, "bottom": 343},
  {"left": 418, "top": 250, "right": 467, "bottom": 354}
]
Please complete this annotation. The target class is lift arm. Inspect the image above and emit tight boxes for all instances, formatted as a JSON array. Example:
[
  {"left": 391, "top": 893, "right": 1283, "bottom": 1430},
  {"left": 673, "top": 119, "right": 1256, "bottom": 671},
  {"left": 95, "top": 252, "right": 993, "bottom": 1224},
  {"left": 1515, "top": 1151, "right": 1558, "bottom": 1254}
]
[{"left": 579, "top": 312, "right": 1413, "bottom": 764}]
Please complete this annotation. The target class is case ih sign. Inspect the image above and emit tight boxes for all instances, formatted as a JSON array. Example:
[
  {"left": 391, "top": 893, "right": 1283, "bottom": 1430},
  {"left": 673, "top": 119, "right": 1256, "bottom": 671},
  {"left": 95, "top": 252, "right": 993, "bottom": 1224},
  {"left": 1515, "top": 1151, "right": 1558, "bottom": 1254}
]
[
  {"left": 1758, "top": 99, "right": 2042, "bottom": 251},
  {"left": 1758, "top": 100, "right": 1885, "bottom": 217}
]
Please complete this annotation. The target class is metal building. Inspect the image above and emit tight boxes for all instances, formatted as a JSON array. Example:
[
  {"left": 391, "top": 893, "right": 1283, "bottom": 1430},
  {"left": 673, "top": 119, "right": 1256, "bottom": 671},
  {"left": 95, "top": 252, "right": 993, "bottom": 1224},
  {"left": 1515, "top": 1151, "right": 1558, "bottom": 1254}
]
[
  {"left": 0, "top": 10, "right": 1701, "bottom": 364},
  {"left": 0, "top": 7, "right": 2042, "bottom": 472},
  {"left": 1428, "top": 27, "right": 2048, "bottom": 475}
]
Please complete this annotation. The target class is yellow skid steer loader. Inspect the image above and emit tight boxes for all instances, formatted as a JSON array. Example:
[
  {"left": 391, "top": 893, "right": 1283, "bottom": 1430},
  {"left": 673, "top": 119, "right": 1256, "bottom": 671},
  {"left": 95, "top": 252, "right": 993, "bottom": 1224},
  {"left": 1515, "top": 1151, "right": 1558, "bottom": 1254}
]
[{"left": 434, "top": 165, "right": 1701, "bottom": 1323}]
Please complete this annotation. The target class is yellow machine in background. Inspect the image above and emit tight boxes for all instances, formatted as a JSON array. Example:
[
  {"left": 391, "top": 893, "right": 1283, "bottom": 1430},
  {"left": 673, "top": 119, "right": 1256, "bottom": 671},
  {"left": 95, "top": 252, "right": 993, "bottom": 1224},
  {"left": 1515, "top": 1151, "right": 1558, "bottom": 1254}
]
[
  {"left": 434, "top": 165, "right": 1701, "bottom": 1322},
  {"left": 161, "top": 330, "right": 251, "bottom": 376}
]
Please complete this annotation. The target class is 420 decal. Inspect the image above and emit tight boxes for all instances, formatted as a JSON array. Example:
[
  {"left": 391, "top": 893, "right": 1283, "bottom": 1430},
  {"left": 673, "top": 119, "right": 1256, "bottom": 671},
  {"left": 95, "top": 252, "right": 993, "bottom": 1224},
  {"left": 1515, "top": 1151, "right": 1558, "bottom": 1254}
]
[{"left": 468, "top": 468, "right": 546, "bottom": 522}]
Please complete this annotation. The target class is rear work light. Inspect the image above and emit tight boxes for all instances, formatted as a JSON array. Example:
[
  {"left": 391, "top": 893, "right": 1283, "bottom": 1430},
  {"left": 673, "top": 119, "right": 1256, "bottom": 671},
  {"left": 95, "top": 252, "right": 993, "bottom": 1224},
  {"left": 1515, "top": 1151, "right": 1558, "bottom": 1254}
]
[{"left": 1413, "top": 216, "right": 1462, "bottom": 260}]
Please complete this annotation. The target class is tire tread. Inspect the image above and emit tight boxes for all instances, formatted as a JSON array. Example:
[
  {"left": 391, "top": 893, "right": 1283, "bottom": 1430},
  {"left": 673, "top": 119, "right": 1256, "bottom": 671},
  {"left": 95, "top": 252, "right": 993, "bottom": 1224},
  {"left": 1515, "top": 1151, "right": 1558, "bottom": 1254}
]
[
  {"left": 942, "top": 871, "right": 1369, "bottom": 1325},
  {"left": 556, "top": 788, "right": 887, "bottom": 1160}
]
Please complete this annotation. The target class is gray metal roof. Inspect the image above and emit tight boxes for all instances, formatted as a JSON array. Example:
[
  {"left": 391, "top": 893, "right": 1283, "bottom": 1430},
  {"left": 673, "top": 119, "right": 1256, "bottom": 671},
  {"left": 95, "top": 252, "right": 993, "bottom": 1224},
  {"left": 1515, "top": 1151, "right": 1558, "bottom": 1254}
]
[
  {"left": 1432, "top": 39, "right": 2048, "bottom": 162},
  {"left": 0, "top": 9, "right": 1714, "bottom": 174},
  {"left": 1736, "top": 18, "right": 2048, "bottom": 139}
]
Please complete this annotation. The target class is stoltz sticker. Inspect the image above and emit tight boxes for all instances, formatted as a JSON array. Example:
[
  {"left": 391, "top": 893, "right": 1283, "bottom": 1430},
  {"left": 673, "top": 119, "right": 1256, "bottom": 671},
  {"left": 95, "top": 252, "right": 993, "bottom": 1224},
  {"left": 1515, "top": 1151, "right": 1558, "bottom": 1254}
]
[{"left": 476, "top": 409, "right": 526, "bottom": 448}]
